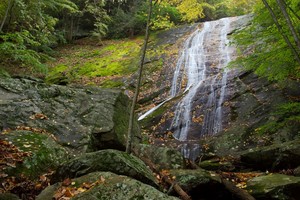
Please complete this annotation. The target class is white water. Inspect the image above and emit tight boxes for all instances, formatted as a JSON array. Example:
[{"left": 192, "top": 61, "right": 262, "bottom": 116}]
[
  {"left": 138, "top": 17, "right": 238, "bottom": 158},
  {"left": 170, "top": 17, "right": 234, "bottom": 141}
]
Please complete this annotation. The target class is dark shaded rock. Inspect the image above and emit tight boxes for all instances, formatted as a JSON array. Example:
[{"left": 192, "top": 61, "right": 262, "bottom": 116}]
[
  {"left": 38, "top": 172, "right": 179, "bottom": 200},
  {"left": 246, "top": 174, "right": 300, "bottom": 200},
  {"left": 0, "top": 193, "right": 20, "bottom": 200},
  {"left": 1, "top": 130, "right": 69, "bottom": 179},
  {"left": 134, "top": 144, "right": 185, "bottom": 170},
  {"left": 53, "top": 149, "right": 158, "bottom": 187},
  {"left": 240, "top": 140, "right": 300, "bottom": 170},
  {"left": 169, "top": 169, "right": 232, "bottom": 199},
  {"left": 0, "top": 78, "right": 140, "bottom": 154}
]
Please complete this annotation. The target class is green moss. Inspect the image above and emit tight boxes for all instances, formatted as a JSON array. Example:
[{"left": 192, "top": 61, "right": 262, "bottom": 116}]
[
  {"left": 4, "top": 130, "right": 69, "bottom": 179},
  {"left": 100, "top": 79, "right": 124, "bottom": 88},
  {"left": 46, "top": 38, "right": 142, "bottom": 85}
]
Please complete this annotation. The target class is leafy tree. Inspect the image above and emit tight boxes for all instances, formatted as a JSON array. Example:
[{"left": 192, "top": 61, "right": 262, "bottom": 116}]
[
  {"left": 0, "top": 0, "right": 78, "bottom": 72},
  {"left": 232, "top": 0, "right": 300, "bottom": 81},
  {"left": 84, "top": 0, "right": 110, "bottom": 41}
]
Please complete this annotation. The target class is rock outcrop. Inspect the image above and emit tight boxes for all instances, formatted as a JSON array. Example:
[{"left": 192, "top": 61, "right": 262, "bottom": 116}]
[{"left": 0, "top": 77, "right": 140, "bottom": 153}]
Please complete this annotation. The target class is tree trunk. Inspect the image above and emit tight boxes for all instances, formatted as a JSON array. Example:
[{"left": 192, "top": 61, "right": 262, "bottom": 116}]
[
  {"left": 126, "top": 0, "right": 153, "bottom": 153},
  {"left": 276, "top": 0, "right": 300, "bottom": 51},
  {"left": 261, "top": 0, "right": 300, "bottom": 64},
  {"left": 0, "top": 0, "right": 13, "bottom": 32}
]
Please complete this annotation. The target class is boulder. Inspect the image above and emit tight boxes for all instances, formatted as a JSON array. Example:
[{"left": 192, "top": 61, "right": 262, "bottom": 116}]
[
  {"left": 0, "top": 130, "right": 69, "bottom": 179},
  {"left": 0, "top": 77, "right": 140, "bottom": 153},
  {"left": 240, "top": 140, "right": 300, "bottom": 170},
  {"left": 53, "top": 149, "right": 158, "bottom": 187},
  {"left": 0, "top": 193, "right": 20, "bottom": 200},
  {"left": 169, "top": 169, "right": 232, "bottom": 199},
  {"left": 246, "top": 174, "right": 300, "bottom": 200},
  {"left": 37, "top": 172, "right": 179, "bottom": 200},
  {"left": 198, "top": 158, "right": 235, "bottom": 171},
  {"left": 134, "top": 144, "right": 185, "bottom": 170}
]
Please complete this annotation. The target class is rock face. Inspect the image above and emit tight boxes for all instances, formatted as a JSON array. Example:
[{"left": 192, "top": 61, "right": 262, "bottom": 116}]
[
  {"left": 53, "top": 149, "right": 158, "bottom": 187},
  {"left": 246, "top": 174, "right": 300, "bottom": 200},
  {"left": 38, "top": 172, "right": 179, "bottom": 200},
  {"left": 240, "top": 140, "right": 300, "bottom": 170},
  {"left": 134, "top": 144, "right": 186, "bottom": 170},
  {"left": 0, "top": 77, "right": 140, "bottom": 153}
]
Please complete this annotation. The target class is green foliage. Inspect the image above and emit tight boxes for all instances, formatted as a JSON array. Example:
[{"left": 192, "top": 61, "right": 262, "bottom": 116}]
[
  {"left": 0, "top": 0, "right": 78, "bottom": 73},
  {"left": 232, "top": 0, "right": 300, "bottom": 81},
  {"left": 84, "top": 0, "right": 110, "bottom": 40},
  {"left": 151, "top": 2, "right": 181, "bottom": 30},
  {"left": 255, "top": 102, "right": 300, "bottom": 135}
]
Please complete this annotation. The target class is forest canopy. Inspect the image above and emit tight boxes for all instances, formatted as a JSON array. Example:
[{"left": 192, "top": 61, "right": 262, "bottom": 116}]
[{"left": 0, "top": 0, "right": 299, "bottom": 83}]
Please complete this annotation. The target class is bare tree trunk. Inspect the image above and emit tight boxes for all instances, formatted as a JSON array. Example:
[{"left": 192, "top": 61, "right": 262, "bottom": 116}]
[
  {"left": 0, "top": 0, "right": 13, "bottom": 32},
  {"left": 261, "top": 0, "right": 300, "bottom": 64},
  {"left": 276, "top": 0, "right": 300, "bottom": 51},
  {"left": 126, "top": 0, "right": 153, "bottom": 153}
]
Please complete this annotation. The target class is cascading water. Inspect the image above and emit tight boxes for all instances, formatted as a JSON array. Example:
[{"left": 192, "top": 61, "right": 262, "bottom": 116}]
[
  {"left": 139, "top": 16, "right": 241, "bottom": 160},
  {"left": 171, "top": 17, "right": 234, "bottom": 142}
]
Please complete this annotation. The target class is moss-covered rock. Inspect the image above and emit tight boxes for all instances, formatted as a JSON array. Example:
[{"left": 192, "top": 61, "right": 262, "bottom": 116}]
[
  {"left": 198, "top": 158, "right": 235, "bottom": 171},
  {"left": 0, "top": 193, "right": 20, "bottom": 200},
  {"left": 53, "top": 149, "right": 158, "bottom": 187},
  {"left": 246, "top": 174, "right": 300, "bottom": 200},
  {"left": 1, "top": 130, "right": 69, "bottom": 179},
  {"left": 134, "top": 144, "right": 185, "bottom": 170},
  {"left": 37, "top": 172, "right": 179, "bottom": 200},
  {"left": 240, "top": 139, "right": 300, "bottom": 170},
  {"left": 0, "top": 77, "right": 140, "bottom": 154}
]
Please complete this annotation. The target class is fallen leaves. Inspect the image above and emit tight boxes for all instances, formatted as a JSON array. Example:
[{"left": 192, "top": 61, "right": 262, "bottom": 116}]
[
  {"left": 221, "top": 172, "right": 262, "bottom": 189},
  {"left": 29, "top": 113, "right": 49, "bottom": 120},
  {"left": 0, "top": 172, "right": 53, "bottom": 200},
  {"left": 53, "top": 176, "right": 106, "bottom": 200},
  {"left": 0, "top": 139, "right": 32, "bottom": 178}
]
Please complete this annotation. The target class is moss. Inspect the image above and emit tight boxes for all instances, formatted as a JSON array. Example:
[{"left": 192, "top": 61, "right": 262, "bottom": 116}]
[
  {"left": 4, "top": 130, "right": 69, "bottom": 179},
  {"left": 100, "top": 79, "right": 124, "bottom": 88},
  {"left": 46, "top": 39, "right": 142, "bottom": 86}
]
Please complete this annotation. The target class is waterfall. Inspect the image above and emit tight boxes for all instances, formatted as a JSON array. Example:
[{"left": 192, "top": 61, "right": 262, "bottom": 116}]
[
  {"left": 139, "top": 16, "right": 240, "bottom": 160},
  {"left": 171, "top": 18, "right": 234, "bottom": 141}
]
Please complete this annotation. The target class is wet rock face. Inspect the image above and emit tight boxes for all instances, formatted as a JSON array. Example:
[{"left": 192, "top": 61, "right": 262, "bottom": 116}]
[{"left": 0, "top": 78, "right": 140, "bottom": 153}]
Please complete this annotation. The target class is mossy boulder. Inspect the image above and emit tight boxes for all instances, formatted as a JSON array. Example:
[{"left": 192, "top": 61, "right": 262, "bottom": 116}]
[
  {"left": 240, "top": 139, "right": 300, "bottom": 170},
  {"left": 198, "top": 158, "right": 235, "bottom": 171},
  {"left": 134, "top": 144, "right": 185, "bottom": 170},
  {"left": 0, "top": 77, "right": 140, "bottom": 154},
  {"left": 0, "top": 193, "right": 20, "bottom": 200},
  {"left": 37, "top": 172, "right": 179, "bottom": 200},
  {"left": 169, "top": 169, "right": 232, "bottom": 199},
  {"left": 246, "top": 174, "right": 300, "bottom": 200},
  {"left": 1, "top": 130, "right": 69, "bottom": 179},
  {"left": 53, "top": 149, "right": 158, "bottom": 187}
]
